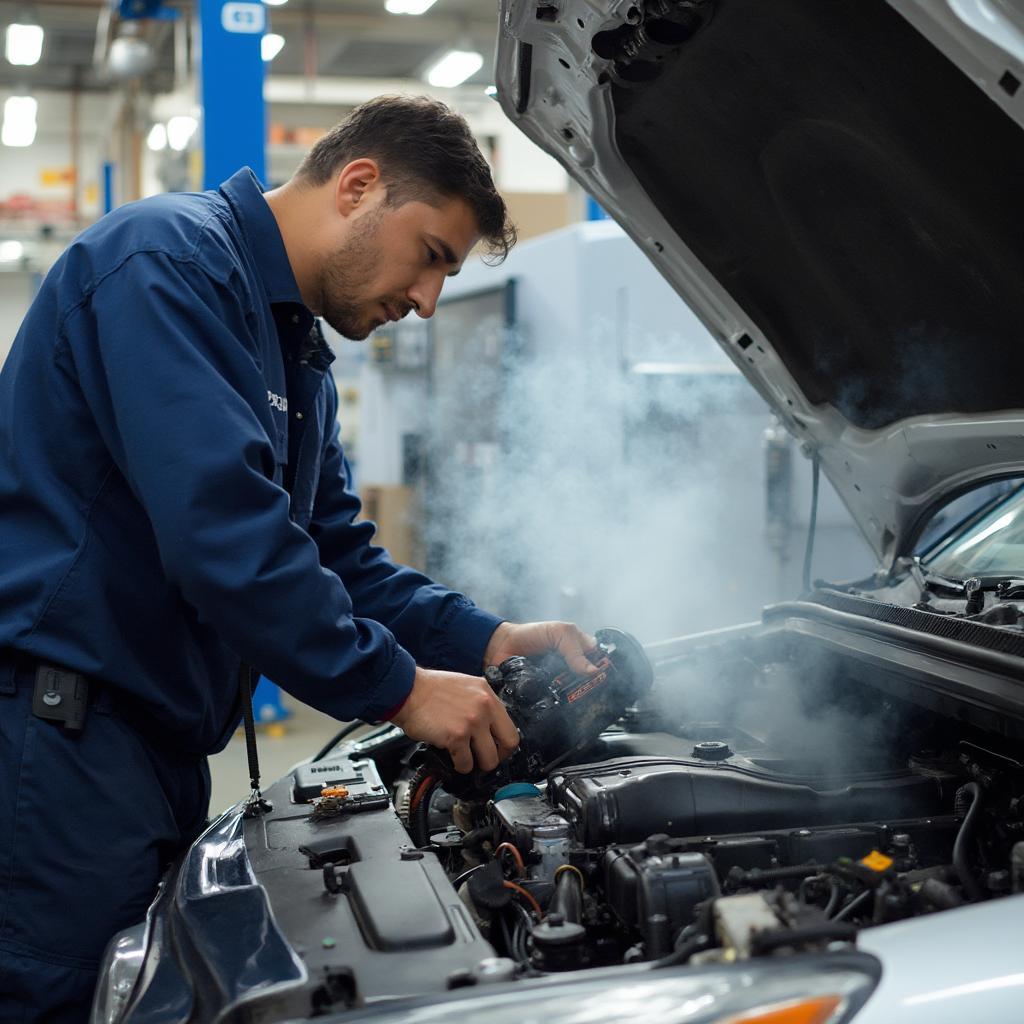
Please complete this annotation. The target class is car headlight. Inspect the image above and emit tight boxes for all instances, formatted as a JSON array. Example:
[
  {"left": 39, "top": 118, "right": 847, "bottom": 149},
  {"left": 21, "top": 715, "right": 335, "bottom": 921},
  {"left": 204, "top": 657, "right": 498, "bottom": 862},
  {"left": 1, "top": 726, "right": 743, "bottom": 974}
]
[
  {"left": 335, "top": 956, "right": 879, "bottom": 1024},
  {"left": 89, "top": 921, "right": 149, "bottom": 1024}
]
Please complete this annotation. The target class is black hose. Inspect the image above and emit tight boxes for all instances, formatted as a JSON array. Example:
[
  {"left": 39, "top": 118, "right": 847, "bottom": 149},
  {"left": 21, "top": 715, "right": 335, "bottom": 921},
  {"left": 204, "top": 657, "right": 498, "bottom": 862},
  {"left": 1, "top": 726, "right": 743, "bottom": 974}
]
[
  {"left": 452, "top": 865, "right": 485, "bottom": 890},
  {"left": 650, "top": 931, "right": 712, "bottom": 969},
  {"left": 406, "top": 766, "right": 439, "bottom": 848},
  {"left": 953, "top": 782, "right": 986, "bottom": 902},
  {"left": 823, "top": 879, "right": 841, "bottom": 918},
  {"left": 730, "top": 862, "right": 823, "bottom": 889},
  {"left": 549, "top": 869, "right": 583, "bottom": 924},
  {"left": 498, "top": 912, "right": 516, "bottom": 961},
  {"left": 510, "top": 901, "right": 533, "bottom": 964},
  {"left": 833, "top": 889, "right": 871, "bottom": 922},
  {"left": 749, "top": 922, "right": 857, "bottom": 956},
  {"left": 461, "top": 827, "right": 493, "bottom": 851},
  {"left": 311, "top": 721, "right": 364, "bottom": 763}
]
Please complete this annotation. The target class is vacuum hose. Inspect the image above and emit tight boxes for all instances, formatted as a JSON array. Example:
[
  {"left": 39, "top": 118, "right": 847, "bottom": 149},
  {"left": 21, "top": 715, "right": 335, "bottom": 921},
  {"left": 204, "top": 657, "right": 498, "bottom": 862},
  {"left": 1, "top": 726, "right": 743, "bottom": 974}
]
[{"left": 953, "top": 782, "right": 986, "bottom": 902}]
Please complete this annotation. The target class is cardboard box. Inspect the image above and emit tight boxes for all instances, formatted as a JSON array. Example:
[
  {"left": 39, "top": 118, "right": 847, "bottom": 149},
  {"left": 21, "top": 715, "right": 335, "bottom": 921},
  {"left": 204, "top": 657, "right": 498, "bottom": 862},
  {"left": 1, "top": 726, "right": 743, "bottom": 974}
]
[{"left": 358, "top": 484, "right": 423, "bottom": 571}]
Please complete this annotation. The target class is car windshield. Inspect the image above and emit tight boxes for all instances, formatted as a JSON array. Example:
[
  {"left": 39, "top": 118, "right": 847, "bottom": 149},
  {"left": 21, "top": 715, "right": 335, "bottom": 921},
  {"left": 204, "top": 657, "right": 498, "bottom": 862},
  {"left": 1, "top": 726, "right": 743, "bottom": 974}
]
[{"left": 922, "top": 484, "right": 1024, "bottom": 580}]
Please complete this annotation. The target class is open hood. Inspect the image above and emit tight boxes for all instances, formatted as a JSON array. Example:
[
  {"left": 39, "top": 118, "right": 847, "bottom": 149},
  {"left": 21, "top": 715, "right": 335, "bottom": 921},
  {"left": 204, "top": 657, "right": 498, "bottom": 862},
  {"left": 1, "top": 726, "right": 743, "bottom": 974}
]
[{"left": 495, "top": 0, "right": 1024, "bottom": 568}]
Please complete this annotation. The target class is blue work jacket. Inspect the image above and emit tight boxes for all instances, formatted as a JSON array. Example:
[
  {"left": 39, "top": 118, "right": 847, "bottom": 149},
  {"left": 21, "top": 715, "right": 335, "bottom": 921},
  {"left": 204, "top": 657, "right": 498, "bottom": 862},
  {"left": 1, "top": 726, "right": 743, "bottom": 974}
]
[{"left": 0, "top": 168, "right": 501, "bottom": 754}]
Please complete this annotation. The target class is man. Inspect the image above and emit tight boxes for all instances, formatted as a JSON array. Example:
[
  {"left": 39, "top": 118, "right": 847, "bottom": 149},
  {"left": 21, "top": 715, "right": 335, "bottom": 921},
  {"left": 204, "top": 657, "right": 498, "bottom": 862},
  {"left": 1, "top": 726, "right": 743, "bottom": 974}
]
[{"left": 0, "top": 95, "right": 595, "bottom": 1020}]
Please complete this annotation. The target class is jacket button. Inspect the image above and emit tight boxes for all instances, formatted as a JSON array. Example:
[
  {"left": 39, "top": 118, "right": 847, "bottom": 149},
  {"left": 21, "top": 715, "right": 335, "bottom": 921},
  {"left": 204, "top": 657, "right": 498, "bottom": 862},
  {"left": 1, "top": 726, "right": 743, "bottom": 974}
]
[
  {"left": 295, "top": 412, "right": 304, "bottom": 420},
  {"left": 291, "top": 313, "right": 300, "bottom": 324}
]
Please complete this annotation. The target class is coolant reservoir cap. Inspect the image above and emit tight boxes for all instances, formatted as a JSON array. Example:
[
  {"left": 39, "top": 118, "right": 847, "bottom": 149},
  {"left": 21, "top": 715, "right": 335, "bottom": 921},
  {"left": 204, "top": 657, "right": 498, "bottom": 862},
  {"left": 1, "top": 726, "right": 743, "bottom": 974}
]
[
  {"left": 532, "top": 917, "right": 587, "bottom": 947},
  {"left": 693, "top": 741, "right": 732, "bottom": 761},
  {"left": 494, "top": 782, "right": 543, "bottom": 801}
]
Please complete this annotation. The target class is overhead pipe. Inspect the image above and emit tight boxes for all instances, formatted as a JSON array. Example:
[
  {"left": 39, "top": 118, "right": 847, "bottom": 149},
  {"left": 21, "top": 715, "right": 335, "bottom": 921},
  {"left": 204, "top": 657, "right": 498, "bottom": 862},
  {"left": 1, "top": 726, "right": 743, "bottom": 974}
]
[{"left": 92, "top": 1, "right": 111, "bottom": 69}]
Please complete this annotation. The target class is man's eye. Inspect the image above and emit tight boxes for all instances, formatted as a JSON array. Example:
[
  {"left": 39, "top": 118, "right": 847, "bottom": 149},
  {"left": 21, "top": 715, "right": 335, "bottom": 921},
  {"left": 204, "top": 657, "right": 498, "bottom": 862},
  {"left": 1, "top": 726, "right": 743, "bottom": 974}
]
[{"left": 426, "top": 247, "right": 439, "bottom": 264}]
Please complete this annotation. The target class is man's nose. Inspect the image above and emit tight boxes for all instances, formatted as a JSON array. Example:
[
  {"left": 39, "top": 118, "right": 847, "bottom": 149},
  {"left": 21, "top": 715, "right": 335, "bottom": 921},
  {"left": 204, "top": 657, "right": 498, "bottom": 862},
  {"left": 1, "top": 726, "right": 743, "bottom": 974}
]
[{"left": 408, "top": 273, "right": 445, "bottom": 319}]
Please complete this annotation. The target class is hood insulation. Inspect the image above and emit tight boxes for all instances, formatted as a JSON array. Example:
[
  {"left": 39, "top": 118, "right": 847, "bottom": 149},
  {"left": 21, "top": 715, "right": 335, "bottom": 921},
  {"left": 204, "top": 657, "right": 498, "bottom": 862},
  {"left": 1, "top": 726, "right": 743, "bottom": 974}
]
[{"left": 607, "top": 0, "right": 1024, "bottom": 430}]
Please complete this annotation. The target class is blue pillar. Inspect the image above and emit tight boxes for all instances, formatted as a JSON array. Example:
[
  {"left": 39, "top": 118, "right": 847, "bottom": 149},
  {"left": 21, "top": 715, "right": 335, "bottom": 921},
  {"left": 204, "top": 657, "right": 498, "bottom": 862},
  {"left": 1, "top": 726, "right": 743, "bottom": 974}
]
[
  {"left": 199, "top": 0, "right": 280, "bottom": 720},
  {"left": 585, "top": 194, "right": 610, "bottom": 221},
  {"left": 102, "top": 161, "right": 115, "bottom": 214},
  {"left": 198, "top": 0, "right": 266, "bottom": 190},
  {"left": 253, "top": 674, "right": 291, "bottom": 723}
]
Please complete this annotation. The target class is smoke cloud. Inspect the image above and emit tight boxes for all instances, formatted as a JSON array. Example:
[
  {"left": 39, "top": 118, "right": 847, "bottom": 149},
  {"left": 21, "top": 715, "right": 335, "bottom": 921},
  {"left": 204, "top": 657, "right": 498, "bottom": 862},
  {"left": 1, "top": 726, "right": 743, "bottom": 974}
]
[{"left": 423, "top": 315, "right": 842, "bottom": 644}]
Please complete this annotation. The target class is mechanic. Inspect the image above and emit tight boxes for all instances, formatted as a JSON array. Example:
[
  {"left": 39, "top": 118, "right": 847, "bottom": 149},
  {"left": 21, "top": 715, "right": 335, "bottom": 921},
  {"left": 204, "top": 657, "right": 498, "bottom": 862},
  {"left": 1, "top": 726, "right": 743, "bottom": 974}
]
[{"left": 0, "top": 95, "right": 596, "bottom": 1021}]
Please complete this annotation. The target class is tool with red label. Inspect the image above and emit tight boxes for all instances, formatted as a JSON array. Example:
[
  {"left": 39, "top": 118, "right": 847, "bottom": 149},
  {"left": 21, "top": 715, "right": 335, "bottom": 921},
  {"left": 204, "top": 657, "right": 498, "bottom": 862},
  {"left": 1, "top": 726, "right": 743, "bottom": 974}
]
[{"left": 422, "top": 627, "right": 654, "bottom": 799}]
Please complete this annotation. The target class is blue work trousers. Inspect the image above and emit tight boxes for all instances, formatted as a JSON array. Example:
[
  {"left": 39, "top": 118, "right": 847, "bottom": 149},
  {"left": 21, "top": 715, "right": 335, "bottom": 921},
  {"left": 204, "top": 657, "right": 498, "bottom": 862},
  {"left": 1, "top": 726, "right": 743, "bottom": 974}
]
[{"left": 0, "top": 657, "right": 210, "bottom": 1022}]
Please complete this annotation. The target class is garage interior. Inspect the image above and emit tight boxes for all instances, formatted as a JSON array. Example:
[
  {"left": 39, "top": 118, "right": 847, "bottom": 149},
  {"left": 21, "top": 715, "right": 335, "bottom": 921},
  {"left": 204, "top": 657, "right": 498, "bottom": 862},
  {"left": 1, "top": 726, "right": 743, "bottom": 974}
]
[
  {"left": 0, "top": 0, "right": 873, "bottom": 812},
  {"left": 6, "top": 1, "right": 1024, "bottom": 1019}
]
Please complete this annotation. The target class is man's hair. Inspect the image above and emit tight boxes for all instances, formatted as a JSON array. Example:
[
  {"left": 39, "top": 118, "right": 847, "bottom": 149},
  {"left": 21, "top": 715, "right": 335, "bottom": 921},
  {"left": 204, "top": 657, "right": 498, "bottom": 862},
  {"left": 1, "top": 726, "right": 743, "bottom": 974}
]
[{"left": 296, "top": 95, "right": 516, "bottom": 265}]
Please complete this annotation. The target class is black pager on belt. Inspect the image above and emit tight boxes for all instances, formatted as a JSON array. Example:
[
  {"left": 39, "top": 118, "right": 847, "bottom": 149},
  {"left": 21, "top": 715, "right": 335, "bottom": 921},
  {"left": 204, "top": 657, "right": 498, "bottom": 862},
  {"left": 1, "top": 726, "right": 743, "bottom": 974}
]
[{"left": 32, "top": 664, "right": 89, "bottom": 732}]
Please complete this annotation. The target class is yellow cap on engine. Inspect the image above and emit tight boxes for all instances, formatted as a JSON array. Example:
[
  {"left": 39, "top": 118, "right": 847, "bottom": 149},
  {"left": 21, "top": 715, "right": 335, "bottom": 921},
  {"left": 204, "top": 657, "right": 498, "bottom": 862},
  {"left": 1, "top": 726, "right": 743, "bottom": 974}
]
[{"left": 860, "top": 850, "right": 894, "bottom": 872}]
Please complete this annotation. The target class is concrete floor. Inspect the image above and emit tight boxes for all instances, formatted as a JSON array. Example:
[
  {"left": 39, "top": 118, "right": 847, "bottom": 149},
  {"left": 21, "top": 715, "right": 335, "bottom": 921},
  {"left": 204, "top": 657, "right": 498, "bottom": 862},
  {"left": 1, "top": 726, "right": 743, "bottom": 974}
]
[{"left": 207, "top": 698, "right": 345, "bottom": 815}]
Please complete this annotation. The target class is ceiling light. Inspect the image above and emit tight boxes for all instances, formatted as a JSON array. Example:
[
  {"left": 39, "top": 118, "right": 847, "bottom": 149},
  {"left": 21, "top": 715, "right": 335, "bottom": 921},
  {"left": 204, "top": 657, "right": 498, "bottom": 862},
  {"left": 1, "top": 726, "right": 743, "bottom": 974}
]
[
  {"left": 385, "top": 0, "right": 438, "bottom": 14},
  {"left": 146, "top": 123, "right": 167, "bottom": 152},
  {"left": 166, "top": 114, "right": 197, "bottom": 152},
  {"left": 2, "top": 95, "right": 37, "bottom": 147},
  {"left": 108, "top": 34, "right": 154, "bottom": 78},
  {"left": 426, "top": 49, "right": 483, "bottom": 87},
  {"left": 0, "top": 240, "right": 23, "bottom": 261},
  {"left": 261, "top": 32, "right": 284, "bottom": 61},
  {"left": 5, "top": 23, "right": 43, "bottom": 66},
  {"left": 263, "top": 0, "right": 288, "bottom": 6}
]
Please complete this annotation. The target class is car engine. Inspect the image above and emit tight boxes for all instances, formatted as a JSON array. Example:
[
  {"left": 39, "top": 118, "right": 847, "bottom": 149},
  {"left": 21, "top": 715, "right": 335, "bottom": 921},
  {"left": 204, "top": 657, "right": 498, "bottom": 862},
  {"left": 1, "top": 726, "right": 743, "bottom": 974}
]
[
  {"left": 369, "top": 630, "right": 1024, "bottom": 975},
  {"left": 232, "top": 616, "right": 1024, "bottom": 1018}
]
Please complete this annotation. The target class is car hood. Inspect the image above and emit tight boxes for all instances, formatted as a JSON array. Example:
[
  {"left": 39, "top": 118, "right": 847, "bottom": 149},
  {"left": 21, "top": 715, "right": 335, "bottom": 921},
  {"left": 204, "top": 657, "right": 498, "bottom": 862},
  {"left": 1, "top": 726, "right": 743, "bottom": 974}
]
[{"left": 494, "top": 0, "right": 1024, "bottom": 569}]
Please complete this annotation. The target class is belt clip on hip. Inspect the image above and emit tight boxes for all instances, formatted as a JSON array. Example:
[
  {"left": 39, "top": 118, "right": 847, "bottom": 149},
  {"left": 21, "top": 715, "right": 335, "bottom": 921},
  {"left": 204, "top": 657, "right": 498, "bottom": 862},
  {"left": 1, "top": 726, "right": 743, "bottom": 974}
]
[{"left": 32, "top": 665, "right": 89, "bottom": 732}]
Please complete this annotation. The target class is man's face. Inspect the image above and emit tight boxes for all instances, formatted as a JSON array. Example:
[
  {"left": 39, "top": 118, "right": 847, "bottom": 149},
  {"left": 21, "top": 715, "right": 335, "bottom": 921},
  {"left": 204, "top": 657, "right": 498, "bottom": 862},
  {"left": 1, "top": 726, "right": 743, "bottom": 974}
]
[{"left": 317, "top": 192, "right": 480, "bottom": 341}]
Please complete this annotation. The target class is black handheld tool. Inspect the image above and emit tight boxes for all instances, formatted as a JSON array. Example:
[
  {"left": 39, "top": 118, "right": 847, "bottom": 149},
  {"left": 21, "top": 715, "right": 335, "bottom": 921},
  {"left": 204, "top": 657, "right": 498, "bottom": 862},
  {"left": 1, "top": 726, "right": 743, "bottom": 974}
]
[{"left": 422, "top": 627, "right": 654, "bottom": 799}]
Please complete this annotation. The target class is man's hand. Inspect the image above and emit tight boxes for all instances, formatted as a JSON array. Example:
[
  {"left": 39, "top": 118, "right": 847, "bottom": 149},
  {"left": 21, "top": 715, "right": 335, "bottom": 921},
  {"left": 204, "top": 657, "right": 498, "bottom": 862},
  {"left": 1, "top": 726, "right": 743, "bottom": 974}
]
[
  {"left": 484, "top": 620, "right": 598, "bottom": 677},
  {"left": 390, "top": 667, "right": 520, "bottom": 774}
]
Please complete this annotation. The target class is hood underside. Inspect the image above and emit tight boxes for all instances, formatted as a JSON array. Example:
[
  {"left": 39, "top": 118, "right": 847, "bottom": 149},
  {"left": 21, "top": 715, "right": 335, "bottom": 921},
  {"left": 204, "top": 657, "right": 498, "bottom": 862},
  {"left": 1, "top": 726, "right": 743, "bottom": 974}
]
[{"left": 495, "top": 0, "right": 1024, "bottom": 566}]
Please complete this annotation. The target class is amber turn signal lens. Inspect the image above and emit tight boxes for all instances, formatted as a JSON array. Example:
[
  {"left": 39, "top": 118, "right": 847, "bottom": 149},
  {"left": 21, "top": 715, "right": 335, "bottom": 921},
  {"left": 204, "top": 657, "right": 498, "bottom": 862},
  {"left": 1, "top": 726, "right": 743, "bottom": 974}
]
[{"left": 722, "top": 995, "right": 843, "bottom": 1024}]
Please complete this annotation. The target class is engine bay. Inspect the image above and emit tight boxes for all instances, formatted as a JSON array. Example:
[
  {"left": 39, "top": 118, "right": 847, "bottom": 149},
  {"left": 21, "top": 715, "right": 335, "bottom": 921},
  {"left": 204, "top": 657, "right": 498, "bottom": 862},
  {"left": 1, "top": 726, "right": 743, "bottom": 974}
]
[{"left": 236, "top": 623, "right": 1024, "bottom": 1016}]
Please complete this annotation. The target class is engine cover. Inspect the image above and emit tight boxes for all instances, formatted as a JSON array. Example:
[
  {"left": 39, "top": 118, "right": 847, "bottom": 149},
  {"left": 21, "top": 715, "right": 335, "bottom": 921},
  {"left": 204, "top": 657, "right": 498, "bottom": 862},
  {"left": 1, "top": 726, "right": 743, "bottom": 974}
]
[{"left": 547, "top": 755, "right": 951, "bottom": 846}]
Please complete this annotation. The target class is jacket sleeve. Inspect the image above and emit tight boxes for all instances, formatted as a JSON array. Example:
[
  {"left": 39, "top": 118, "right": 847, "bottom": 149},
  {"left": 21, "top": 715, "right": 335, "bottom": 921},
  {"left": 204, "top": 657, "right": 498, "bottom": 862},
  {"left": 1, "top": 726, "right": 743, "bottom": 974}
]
[
  {"left": 61, "top": 250, "right": 416, "bottom": 722},
  {"left": 309, "top": 383, "right": 503, "bottom": 676}
]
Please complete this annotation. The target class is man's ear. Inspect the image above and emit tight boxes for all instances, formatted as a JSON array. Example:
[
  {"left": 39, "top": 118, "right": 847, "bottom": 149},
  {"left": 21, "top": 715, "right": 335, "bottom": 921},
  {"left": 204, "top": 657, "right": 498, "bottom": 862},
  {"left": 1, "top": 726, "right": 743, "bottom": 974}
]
[{"left": 334, "top": 158, "right": 382, "bottom": 216}]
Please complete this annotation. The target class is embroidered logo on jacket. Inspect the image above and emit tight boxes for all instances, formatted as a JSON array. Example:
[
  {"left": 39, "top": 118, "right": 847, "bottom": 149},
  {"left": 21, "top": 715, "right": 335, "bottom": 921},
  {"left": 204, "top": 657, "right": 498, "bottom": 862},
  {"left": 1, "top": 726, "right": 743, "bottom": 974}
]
[{"left": 267, "top": 391, "right": 288, "bottom": 413}]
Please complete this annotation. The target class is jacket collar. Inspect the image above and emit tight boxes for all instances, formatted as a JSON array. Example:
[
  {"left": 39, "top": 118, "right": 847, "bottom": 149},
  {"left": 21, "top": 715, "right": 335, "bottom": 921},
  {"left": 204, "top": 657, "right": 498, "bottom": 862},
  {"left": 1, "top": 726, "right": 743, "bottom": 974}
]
[{"left": 219, "top": 167, "right": 313, "bottom": 316}]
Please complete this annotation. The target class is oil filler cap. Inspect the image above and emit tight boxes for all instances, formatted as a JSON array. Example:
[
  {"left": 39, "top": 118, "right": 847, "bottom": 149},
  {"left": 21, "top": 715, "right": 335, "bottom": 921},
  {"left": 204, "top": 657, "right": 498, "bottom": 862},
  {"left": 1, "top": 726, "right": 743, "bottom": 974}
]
[{"left": 693, "top": 741, "right": 731, "bottom": 761}]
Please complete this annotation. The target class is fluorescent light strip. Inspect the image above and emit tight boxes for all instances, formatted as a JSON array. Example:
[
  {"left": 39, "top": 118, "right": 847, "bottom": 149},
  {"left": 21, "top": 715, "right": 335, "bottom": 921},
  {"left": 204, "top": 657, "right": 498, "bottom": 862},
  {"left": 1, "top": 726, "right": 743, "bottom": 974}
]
[
  {"left": 146, "top": 123, "right": 167, "bottom": 152},
  {"left": 166, "top": 115, "right": 197, "bottom": 152},
  {"left": 386, "top": 0, "right": 438, "bottom": 14},
  {"left": 5, "top": 23, "right": 43, "bottom": 66},
  {"left": 2, "top": 95, "right": 37, "bottom": 147},
  {"left": 426, "top": 49, "right": 483, "bottom": 87},
  {"left": 261, "top": 33, "right": 284, "bottom": 61}
]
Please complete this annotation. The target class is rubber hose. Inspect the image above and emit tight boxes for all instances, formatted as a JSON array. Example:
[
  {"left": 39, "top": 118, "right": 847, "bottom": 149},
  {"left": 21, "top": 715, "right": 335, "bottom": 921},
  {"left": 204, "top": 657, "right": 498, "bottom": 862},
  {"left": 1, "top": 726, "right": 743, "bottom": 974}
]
[
  {"left": 953, "top": 782, "right": 986, "bottom": 902},
  {"left": 311, "top": 720, "right": 364, "bottom": 763},
  {"left": 749, "top": 921, "right": 857, "bottom": 955},
  {"left": 649, "top": 931, "right": 712, "bottom": 969},
  {"left": 406, "top": 765, "right": 439, "bottom": 848},
  {"left": 549, "top": 870, "right": 583, "bottom": 924}
]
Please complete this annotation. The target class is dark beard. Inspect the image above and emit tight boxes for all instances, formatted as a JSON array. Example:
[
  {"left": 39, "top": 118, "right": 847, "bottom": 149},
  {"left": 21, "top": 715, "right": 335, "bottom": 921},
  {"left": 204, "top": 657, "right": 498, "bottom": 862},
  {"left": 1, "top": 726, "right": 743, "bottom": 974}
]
[{"left": 318, "top": 209, "right": 384, "bottom": 340}]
